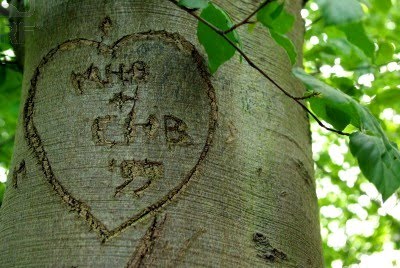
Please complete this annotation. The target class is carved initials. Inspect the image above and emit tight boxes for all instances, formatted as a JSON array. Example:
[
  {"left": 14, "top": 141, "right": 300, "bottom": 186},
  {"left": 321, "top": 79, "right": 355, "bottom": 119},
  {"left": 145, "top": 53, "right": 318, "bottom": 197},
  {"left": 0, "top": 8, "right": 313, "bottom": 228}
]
[
  {"left": 92, "top": 113, "right": 191, "bottom": 146},
  {"left": 164, "top": 115, "right": 193, "bottom": 145},
  {"left": 71, "top": 61, "right": 148, "bottom": 94}
]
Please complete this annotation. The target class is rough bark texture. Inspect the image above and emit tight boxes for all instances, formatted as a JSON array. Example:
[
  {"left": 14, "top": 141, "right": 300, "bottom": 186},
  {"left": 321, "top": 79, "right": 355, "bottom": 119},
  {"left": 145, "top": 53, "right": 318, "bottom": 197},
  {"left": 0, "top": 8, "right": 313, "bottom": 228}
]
[{"left": 0, "top": 0, "right": 323, "bottom": 267}]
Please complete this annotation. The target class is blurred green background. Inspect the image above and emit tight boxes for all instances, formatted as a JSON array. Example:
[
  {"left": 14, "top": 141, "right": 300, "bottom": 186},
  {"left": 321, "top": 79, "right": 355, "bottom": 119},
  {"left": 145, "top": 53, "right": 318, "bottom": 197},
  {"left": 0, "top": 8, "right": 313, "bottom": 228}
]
[{"left": 1, "top": 0, "right": 400, "bottom": 266}]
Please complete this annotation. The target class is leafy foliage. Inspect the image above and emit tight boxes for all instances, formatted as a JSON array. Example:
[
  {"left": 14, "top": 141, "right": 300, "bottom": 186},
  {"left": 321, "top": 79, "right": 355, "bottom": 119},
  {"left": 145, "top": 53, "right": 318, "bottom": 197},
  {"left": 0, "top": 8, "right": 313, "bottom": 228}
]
[
  {"left": 341, "top": 22, "right": 375, "bottom": 59},
  {"left": 269, "top": 30, "right": 297, "bottom": 65},
  {"left": 302, "top": 0, "right": 400, "bottom": 265},
  {"left": 256, "top": 1, "right": 297, "bottom": 64},
  {"left": 256, "top": 1, "right": 294, "bottom": 34},
  {"left": 315, "top": 0, "right": 375, "bottom": 60},
  {"left": 294, "top": 68, "right": 400, "bottom": 200},
  {"left": 316, "top": 0, "right": 364, "bottom": 26},
  {"left": 350, "top": 132, "right": 400, "bottom": 200},
  {"left": 197, "top": 3, "right": 240, "bottom": 73},
  {"left": 0, "top": 66, "right": 21, "bottom": 163},
  {"left": 0, "top": 13, "right": 22, "bottom": 206}
]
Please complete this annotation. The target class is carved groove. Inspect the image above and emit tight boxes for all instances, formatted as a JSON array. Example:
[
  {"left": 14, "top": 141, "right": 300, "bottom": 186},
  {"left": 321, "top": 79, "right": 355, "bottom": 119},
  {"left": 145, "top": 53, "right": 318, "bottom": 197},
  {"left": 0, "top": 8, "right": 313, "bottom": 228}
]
[
  {"left": 173, "top": 229, "right": 206, "bottom": 265},
  {"left": 253, "top": 232, "right": 289, "bottom": 263},
  {"left": 126, "top": 215, "right": 167, "bottom": 268},
  {"left": 12, "top": 160, "right": 26, "bottom": 189},
  {"left": 23, "top": 30, "right": 218, "bottom": 242}
]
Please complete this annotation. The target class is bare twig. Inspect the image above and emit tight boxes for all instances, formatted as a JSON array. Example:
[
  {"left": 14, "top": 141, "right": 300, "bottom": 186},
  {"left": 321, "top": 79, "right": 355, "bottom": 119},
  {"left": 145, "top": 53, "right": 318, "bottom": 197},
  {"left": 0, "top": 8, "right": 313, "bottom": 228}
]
[
  {"left": 223, "top": 0, "right": 274, "bottom": 34},
  {"left": 294, "top": 91, "right": 320, "bottom": 100},
  {"left": 167, "top": 0, "right": 350, "bottom": 136}
]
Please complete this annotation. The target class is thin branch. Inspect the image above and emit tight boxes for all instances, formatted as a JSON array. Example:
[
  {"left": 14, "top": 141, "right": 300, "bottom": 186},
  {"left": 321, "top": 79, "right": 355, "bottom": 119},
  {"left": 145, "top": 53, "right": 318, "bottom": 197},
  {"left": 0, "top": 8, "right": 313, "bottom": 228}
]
[
  {"left": 295, "top": 100, "right": 349, "bottom": 136},
  {"left": 167, "top": 0, "right": 297, "bottom": 99},
  {"left": 223, "top": 0, "right": 274, "bottom": 34},
  {"left": 167, "top": 0, "right": 350, "bottom": 136},
  {"left": 294, "top": 92, "right": 320, "bottom": 100}
]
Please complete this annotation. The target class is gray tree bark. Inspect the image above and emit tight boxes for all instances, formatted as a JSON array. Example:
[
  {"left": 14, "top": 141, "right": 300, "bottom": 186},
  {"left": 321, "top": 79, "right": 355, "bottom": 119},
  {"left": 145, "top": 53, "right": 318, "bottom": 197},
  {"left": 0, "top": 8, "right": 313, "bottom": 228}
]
[{"left": 0, "top": 0, "right": 323, "bottom": 267}]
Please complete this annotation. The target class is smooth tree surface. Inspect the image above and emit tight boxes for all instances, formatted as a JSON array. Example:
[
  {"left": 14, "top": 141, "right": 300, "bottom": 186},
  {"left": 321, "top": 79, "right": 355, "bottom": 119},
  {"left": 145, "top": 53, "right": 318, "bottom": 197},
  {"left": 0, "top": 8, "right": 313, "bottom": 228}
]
[
  {"left": 1, "top": 0, "right": 400, "bottom": 267},
  {"left": 0, "top": 0, "right": 323, "bottom": 267}
]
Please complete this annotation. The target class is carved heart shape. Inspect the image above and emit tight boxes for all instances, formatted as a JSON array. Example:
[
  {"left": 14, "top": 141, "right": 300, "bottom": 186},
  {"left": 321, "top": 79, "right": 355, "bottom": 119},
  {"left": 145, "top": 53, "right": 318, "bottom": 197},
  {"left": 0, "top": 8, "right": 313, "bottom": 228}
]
[{"left": 24, "top": 31, "right": 217, "bottom": 241}]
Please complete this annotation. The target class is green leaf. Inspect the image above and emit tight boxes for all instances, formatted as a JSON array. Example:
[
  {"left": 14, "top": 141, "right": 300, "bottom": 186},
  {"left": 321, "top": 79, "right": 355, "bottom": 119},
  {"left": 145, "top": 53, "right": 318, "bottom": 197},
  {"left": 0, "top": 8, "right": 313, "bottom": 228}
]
[
  {"left": 0, "top": 64, "right": 6, "bottom": 87},
  {"left": 197, "top": 3, "right": 239, "bottom": 73},
  {"left": 257, "top": 1, "right": 295, "bottom": 34},
  {"left": 350, "top": 132, "right": 400, "bottom": 200},
  {"left": 293, "top": 67, "right": 360, "bottom": 130},
  {"left": 293, "top": 67, "right": 400, "bottom": 200},
  {"left": 178, "top": 0, "right": 209, "bottom": 9},
  {"left": 306, "top": 25, "right": 371, "bottom": 68},
  {"left": 256, "top": 1, "right": 296, "bottom": 65},
  {"left": 371, "top": 0, "right": 392, "bottom": 13},
  {"left": 293, "top": 68, "right": 384, "bottom": 132},
  {"left": 372, "top": 88, "right": 400, "bottom": 112},
  {"left": 316, "top": 0, "right": 364, "bottom": 26},
  {"left": 269, "top": 30, "right": 297, "bottom": 65},
  {"left": 0, "top": 66, "right": 22, "bottom": 168},
  {"left": 330, "top": 77, "right": 359, "bottom": 96},
  {"left": 0, "top": 67, "right": 22, "bottom": 93},
  {"left": 340, "top": 22, "right": 375, "bottom": 59},
  {"left": 257, "top": 2, "right": 283, "bottom": 26},
  {"left": 325, "top": 106, "right": 351, "bottom": 131},
  {"left": 0, "top": 40, "right": 12, "bottom": 52},
  {"left": 376, "top": 41, "right": 394, "bottom": 65}
]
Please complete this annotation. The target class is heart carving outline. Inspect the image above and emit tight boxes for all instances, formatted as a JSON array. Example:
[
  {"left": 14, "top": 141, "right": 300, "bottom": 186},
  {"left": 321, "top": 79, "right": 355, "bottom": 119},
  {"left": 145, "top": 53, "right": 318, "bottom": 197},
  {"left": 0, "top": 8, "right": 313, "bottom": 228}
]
[{"left": 23, "top": 30, "right": 218, "bottom": 242}]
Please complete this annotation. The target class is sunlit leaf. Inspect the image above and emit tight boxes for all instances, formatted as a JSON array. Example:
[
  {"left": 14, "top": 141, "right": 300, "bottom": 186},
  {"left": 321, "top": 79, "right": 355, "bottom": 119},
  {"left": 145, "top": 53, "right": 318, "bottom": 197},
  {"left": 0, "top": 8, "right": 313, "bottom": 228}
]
[
  {"left": 376, "top": 41, "right": 394, "bottom": 65},
  {"left": 316, "top": 0, "right": 364, "bottom": 25},
  {"left": 350, "top": 132, "right": 400, "bottom": 200},
  {"left": 372, "top": 88, "right": 400, "bottom": 112},
  {"left": 340, "top": 22, "right": 375, "bottom": 59},
  {"left": 293, "top": 67, "right": 400, "bottom": 200},
  {"left": 371, "top": 0, "right": 392, "bottom": 13}
]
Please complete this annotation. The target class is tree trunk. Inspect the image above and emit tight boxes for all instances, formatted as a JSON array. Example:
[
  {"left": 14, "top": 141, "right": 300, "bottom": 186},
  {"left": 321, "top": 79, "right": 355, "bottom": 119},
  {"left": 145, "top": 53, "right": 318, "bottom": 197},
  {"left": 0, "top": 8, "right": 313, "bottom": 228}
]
[{"left": 0, "top": 0, "right": 323, "bottom": 267}]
